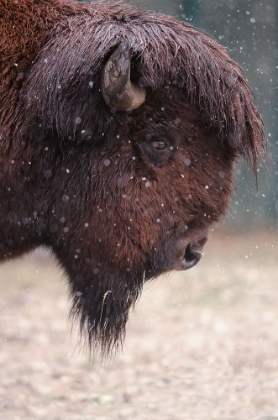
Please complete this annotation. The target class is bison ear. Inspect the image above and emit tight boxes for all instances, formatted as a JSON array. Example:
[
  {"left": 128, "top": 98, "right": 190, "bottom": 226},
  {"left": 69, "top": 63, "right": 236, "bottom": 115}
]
[{"left": 101, "top": 41, "right": 146, "bottom": 112}]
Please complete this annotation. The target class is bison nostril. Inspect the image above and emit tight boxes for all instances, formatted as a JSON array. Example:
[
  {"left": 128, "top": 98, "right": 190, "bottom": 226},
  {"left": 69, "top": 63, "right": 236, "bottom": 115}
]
[{"left": 183, "top": 244, "right": 203, "bottom": 270}]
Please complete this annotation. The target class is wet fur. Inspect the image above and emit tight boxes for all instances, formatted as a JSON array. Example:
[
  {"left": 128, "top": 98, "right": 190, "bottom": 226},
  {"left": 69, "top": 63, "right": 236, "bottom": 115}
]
[{"left": 0, "top": 0, "right": 265, "bottom": 355}]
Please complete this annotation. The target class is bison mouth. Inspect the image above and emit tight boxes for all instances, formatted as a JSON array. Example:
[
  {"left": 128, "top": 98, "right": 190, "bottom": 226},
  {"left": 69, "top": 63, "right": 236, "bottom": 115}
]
[{"left": 69, "top": 235, "right": 207, "bottom": 356}]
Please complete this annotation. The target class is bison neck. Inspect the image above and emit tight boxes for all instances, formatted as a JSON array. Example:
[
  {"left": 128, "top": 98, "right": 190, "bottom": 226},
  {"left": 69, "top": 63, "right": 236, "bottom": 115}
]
[
  {"left": 0, "top": 163, "right": 48, "bottom": 261},
  {"left": 0, "top": 136, "right": 62, "bottom": 260}
]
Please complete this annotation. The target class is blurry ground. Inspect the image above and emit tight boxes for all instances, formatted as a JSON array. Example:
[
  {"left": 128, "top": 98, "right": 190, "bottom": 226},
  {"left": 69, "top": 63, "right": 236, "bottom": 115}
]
[{"left": 0, "top": 230, "right": 277, "bottom": 420}]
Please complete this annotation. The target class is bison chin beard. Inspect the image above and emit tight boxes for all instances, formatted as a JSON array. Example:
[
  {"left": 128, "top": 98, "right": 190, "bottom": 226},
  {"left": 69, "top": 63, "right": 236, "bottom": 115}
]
[{"left": 67, "top": 267, "right": 145, "bottom": 358}]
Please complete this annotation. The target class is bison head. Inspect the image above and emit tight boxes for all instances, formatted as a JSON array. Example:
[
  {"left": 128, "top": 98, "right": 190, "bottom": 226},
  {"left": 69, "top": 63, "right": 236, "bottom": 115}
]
[{"left": 0, "top": 1, "right": 265, "bottom": 355}]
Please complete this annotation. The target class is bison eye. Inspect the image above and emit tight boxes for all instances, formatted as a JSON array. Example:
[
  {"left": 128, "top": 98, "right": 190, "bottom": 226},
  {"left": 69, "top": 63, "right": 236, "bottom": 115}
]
[
  {"left": 152, "top": 140, "right": 167, "bottom": 150},
  {"left": 138, "top": 134, "right": 176, "bottom": 167}
]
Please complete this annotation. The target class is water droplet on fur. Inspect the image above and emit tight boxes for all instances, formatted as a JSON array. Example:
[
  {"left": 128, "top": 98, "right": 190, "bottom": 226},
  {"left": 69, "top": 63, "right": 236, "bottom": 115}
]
[{"left": 104, "top": 159, "right": 111, "bottom": 166}]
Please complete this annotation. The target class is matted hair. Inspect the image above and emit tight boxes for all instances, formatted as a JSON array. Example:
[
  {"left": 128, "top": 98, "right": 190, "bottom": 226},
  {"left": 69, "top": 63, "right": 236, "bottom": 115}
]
[
  {"left": 3, "top": 0, "right": 266, "bottom": 356},
  {"left": 24, "top": 1, "right": 265, "bottom": 173}
]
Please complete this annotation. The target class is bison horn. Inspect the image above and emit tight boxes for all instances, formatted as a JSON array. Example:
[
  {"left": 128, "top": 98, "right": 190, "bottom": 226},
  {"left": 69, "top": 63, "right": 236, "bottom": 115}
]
[{"left": 101, "top": 41, "right": 146, "bottom": 112}]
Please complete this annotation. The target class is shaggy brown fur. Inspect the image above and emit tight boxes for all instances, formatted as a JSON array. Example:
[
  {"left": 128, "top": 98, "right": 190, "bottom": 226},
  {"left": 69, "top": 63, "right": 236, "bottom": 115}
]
[{"left": 0, "top": 0, "right": 265, "bottom": 355}]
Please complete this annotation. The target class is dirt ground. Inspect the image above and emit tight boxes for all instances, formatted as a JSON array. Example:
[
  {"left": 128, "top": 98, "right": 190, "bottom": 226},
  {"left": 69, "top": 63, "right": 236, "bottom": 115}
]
[{"left": 0, "top": 229, "right": 277, "bottom": 420}]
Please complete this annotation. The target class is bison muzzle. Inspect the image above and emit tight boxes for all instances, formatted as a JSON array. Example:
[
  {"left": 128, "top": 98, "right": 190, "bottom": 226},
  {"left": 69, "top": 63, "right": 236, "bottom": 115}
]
[{"left": 0, "top": 0, "right": 265, "bottom": 355}]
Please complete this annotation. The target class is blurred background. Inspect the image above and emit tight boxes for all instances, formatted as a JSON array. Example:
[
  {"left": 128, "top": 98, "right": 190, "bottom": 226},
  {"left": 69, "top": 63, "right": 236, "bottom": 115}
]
[{"left": 0, "top": 1, "right": 277, "bottom": 419}]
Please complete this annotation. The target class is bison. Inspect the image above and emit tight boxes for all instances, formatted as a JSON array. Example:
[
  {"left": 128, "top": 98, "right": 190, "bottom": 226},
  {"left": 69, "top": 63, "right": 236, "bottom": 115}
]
[{"left": 0, "top": 0, "right": 265, "bottom": 355}]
